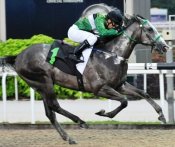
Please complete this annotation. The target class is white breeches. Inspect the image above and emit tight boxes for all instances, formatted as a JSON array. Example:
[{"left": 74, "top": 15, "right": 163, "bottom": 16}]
[{"left": 67, "top": 24, "right": 97, "bottom": 46}]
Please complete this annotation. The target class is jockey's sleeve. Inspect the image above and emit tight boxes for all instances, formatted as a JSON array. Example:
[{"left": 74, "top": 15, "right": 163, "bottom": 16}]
[
  {"left": 74, "top": 17, "right": 92, "bottom": 31},
  {"left": 95, "top": 14, "right": 120, "bottom": 37}
]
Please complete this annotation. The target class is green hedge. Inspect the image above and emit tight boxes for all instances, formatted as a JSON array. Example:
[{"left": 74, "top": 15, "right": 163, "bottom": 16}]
[{"left": 0, "top": 34, "right": 94, "bottom": 100}]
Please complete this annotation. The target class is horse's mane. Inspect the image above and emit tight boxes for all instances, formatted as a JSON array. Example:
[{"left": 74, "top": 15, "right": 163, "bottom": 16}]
[
  {"left": 80, "top": 4, "right": 148, "bottom": 47},
  {"left": 95, "top": 14, "right": 147, "bottom": 47},
  {"left": 123, "top": 15, "right": 135, "bottom": 28},
  {"left": 123, "top": 14, "right": 146, "bottom": 29}
]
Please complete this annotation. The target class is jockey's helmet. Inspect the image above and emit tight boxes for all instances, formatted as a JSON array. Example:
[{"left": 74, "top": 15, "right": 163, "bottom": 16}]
[{"left": 107, "top": 10, "right": 123, "bottom": 26}]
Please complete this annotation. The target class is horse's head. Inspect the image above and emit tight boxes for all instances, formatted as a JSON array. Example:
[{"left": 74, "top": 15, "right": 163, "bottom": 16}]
[{"left": 131, "top": 15, "right": 169, "bottom": 53}]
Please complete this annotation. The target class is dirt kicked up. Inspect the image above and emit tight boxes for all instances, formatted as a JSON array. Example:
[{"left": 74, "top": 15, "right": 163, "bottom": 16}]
[{"left": 0, "top": 129, "right": 175, "bottom": 147}]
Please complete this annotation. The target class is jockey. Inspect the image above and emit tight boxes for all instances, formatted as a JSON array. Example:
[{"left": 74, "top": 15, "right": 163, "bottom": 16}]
[{"left": 68, "top": 9, "right": 124, "bottom": 62}]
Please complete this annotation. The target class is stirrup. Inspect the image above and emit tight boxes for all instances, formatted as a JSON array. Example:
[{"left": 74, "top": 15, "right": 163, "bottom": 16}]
[{"left": 69, "top": 54, "right": 84, "bottom": 63}]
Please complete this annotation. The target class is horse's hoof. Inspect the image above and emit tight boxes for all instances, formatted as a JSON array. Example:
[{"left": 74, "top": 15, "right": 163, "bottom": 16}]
[
  {"left": 95, "top": 109, "right": 105, "bottom": 116},
  {"left": 69, "top": 138, "right": 77, "bottom": 144},
  {"left": 158, "top": 115, "right": 166, "bottom": 124},
  {"left": 62, "top": 135, "right": 69, "bottom": 141},
  {"left": 80, "top": 122, "right": 89, "bottom": 129}
]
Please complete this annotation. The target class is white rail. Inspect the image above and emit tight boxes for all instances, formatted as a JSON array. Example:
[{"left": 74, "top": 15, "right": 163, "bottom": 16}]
[{"left": 1, "top": 63, "right": 175, "bottom": 123}]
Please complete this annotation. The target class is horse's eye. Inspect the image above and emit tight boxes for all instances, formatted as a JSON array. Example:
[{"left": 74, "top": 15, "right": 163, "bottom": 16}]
[{"left": 148, "top": 27, "right": 153, "bottom": 32}]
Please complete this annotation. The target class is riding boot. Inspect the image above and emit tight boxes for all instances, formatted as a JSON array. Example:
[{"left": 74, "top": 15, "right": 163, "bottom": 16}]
[{"left": 69, "top": 40, "right": 90, "bottom": 63}]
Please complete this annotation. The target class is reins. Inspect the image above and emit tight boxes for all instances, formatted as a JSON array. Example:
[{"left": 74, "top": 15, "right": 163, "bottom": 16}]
[
  {"left": 93, "top": 48, "right": 127, "bottom": 62},
  {"left": 122, "top": 15, "right": 162, "bottom": 47},
  {"left": 94, "top": 15, "right": 162, "bottom": 62}
]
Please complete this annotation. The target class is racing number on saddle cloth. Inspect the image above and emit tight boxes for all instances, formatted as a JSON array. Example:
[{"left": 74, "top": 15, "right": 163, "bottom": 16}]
[{"left": 49, "top": 47, "right": 59, "bottom": 65}]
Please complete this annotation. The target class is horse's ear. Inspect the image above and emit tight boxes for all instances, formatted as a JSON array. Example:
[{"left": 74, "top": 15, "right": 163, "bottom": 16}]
[
  {"left": 136, "top": 14, "right": 146, "bottom": 19},
  {"left": 123, "top": 14, "right": 132, "bottom": 26},
  {"left": 125, "top": 14, "right": 132, "bottom": 19},
  {"left": 133, "top": 14, "right": 144, "bottom": 23}
]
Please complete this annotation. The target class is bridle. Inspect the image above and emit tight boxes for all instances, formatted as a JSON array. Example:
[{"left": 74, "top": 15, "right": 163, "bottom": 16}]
[
  {"left": 122, "top": 15, "right": 162, "bottom": 50},
  {"left": 95, "top": 15, "right": 163, "bottom": 62},
  {"left": 136, "top": 18, "right": 162, "bottom": 52}
]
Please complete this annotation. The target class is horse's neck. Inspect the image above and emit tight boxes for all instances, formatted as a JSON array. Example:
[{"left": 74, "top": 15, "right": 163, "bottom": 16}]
[{"left": 105, "top": 35, "right": 136, "bottom": 60}]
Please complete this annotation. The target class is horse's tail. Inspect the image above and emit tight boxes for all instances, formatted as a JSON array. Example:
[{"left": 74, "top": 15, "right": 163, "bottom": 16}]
[{"left": 0, "top": 56, "right": 17, "bottom": 66}]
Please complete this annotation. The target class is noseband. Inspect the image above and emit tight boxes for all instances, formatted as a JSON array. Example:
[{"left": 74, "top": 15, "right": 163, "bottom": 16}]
[
  {"left": 123, "top": 16, "right": 162, "bottom": 48},
  {"left": 137, "top": 19, "right": 161, "bottom": 47}
]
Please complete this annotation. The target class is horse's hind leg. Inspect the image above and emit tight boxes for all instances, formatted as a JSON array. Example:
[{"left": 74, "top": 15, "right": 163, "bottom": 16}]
[
  {"left": 24, "top": 83, "right": 78, "bottom": 143},
  {"left": 95, "top": 85, "right": 128, "bottom": 118},
  {"left": 41, "top": 85, "right": 89, "bottom": 136},
  {"left": 20, "top": 74, "right": 87, "bottom": 144},
  {"left": 44, "top": 90, "right": 88, "bottom": 129},
  {"left": 42, "top": 98, "right": 76, "bottom": 144},
  {"left": 119, "top": 82, "right": 166, "bottom": 123}
]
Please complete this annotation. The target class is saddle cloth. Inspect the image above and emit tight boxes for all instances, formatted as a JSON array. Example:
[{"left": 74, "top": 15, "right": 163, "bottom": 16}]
[
  {"left": 46, "top": 40, "right": 92, "bottom": 91},
  {"left": 46, "top": 40, "right": 92, "bottom": 75}
]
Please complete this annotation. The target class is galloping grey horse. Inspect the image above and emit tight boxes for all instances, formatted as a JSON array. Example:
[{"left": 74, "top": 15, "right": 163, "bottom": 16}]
[{"left": 1, "top": 14, "right": 169, "bottom": 144}]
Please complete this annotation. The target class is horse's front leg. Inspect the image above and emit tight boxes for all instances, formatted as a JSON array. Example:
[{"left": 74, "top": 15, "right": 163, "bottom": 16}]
[
  {"left": 119, "top": 82, "right": 166, "bottom": 124},
  {"left": 95, "top": 85, "right": 128, "bottom": 118}
]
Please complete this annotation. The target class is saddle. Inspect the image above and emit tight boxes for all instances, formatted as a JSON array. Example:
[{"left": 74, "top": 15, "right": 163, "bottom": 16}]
[
  {"left": 46, "top": 40, "right": 85, "bottom": 91},
  {"left": 46, "top": 38, "right": 112, "bottom": 91}
]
